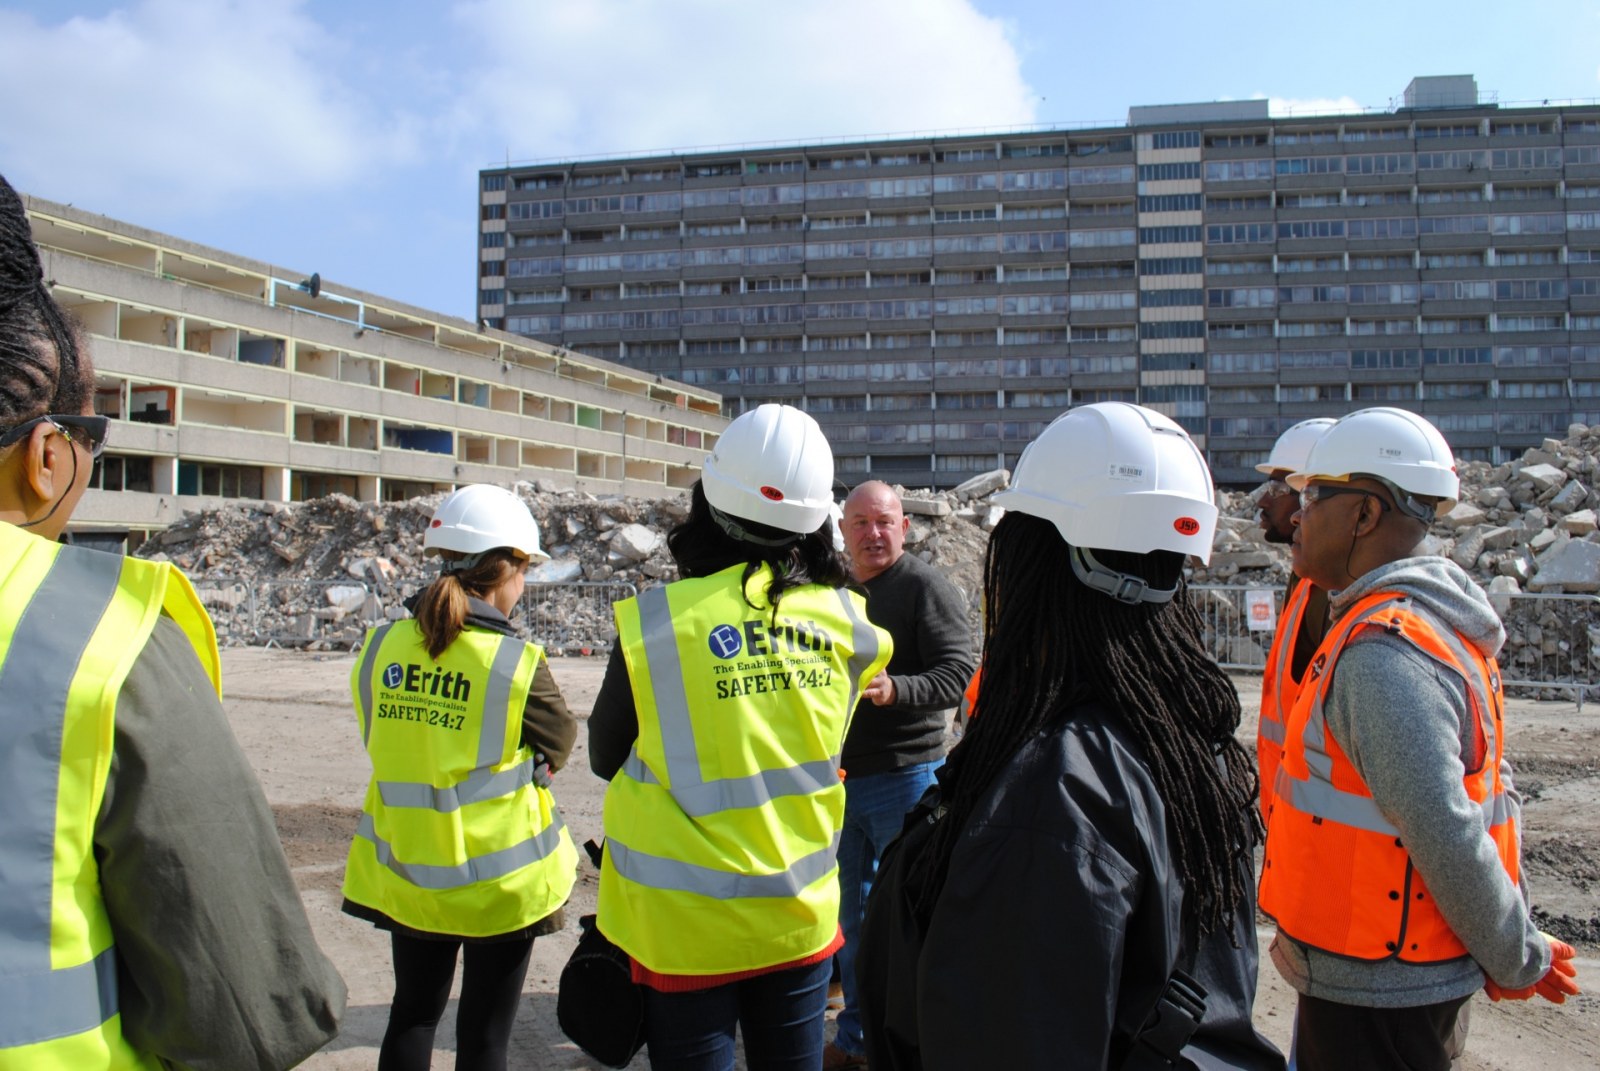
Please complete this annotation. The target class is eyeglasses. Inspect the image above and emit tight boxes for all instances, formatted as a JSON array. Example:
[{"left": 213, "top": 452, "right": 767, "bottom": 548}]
[
  {"left": 1253, "top": 479, "right": 1294, "bottom": 504},
  {"left": 1298, "top": 484, "right": 1392, "bottom": 513},
  {"left": 0, "top": 414, "right": 110, "bottom": 459}
]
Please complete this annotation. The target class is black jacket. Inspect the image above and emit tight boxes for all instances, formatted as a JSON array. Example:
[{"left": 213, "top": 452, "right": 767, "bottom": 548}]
[{"left": 858, "top": 702, "right": 1284, "bottom": 1071}]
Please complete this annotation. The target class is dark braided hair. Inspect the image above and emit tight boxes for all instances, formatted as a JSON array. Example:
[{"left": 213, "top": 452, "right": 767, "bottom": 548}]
[
  {"left": 0, "top": 173, "right": 89, "bottom": 427},
  {"left": 910, "top": 511, "right": 1261, "bottom": 937},
  {"left": 667, "top": 480, "right": 851, "bottom": 619}
]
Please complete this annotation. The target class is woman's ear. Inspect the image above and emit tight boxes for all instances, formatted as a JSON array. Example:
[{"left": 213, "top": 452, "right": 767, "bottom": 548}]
[{"left": 21, "top": 420, "right": 71, "bottom": 503}]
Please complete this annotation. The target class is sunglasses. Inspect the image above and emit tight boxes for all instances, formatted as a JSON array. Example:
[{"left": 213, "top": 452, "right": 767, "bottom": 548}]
[
  {"left": 0, "top": 414, "right": 110, "bottom": 459},
  {"left": 1298, "top": 484, "right": 1392, "bottom": 513}
]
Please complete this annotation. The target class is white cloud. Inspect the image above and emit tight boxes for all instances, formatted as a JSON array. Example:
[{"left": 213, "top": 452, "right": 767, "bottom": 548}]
[
  {"left": 1267, "top": 95, "right": 1369, "bottom": 119},
  {"left": 448, "top": 0, "right": 1039, "bottom": 164},
  {"left": 0, "top": 0, "right": 421, "bottom": 213}
]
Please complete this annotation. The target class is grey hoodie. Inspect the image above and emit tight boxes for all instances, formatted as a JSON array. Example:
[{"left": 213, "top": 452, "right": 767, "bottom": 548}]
[{"left": 1269, "top": 555, "right": 1551, "bottom": 1008}]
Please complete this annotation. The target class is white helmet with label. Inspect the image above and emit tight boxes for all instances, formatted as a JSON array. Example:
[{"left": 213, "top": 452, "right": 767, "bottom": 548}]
[
  {"left": 992, "top": 402, "right": 1217, "bottom": 604},
  {"left": 1286, "top": 406, "right": 1459, "bottom": 519},
  {"left": 424, "top": 484, "right": 549, "bottom": 562},
  {"left": 1256, "top": 417, "right": 1337, "bottom": 477},
  {"left": 701, "top": 403, "right": 834, "bottom": 538}
]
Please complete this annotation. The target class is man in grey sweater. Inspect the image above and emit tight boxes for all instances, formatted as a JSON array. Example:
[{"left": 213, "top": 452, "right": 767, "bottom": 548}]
[
  {"left": 826, "top": 481, "right": 974, "bottom": 1070},
  {"left": 1263, "top": 407, "right": 1578, "bottom": 1070}
]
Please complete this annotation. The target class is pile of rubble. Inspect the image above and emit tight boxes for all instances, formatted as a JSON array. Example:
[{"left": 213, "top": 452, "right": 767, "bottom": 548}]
[{"left": 137, "top": 428, "right": 1600, "bottom": 679}]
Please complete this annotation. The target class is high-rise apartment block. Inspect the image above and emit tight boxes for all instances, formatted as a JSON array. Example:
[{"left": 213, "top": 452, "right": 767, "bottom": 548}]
[{"left": 479, "top": 76, "right": 1600, "bottom": 487}]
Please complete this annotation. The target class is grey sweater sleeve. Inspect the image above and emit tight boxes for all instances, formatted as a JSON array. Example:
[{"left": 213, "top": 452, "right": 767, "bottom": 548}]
[
  {"left": 98, "top": 616, "right": 347, "bottom": 1070},
  {"left": 887, "top": 568, "right": 974, "bottom": 712},
  {"left": 1324, "top": 633, "right": 1549, "bottom": 988}
]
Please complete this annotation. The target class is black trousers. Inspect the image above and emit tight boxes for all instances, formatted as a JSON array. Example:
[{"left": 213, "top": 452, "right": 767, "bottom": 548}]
[
  {"left": 1294, "top": 992, "right": 1471, "bottom": 1071},
  {"left": 378, "top": 932, "right": 536, "bottom": 1071}
]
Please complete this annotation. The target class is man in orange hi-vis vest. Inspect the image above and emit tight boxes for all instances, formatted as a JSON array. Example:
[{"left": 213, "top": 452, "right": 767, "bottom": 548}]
[
  {"left": 1258, "top": 407, "right": 1578, "bottom": 1071},
  {"left": 1254, "top": 418, "right": 1334, "bottom": 823}
]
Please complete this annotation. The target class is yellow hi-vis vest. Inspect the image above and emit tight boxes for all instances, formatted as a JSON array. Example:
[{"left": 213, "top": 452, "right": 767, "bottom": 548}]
[
  {"left": 599, "top": 565, "right": 893, "bottom": 975},
  {"left": 0, "top": 522, "right": 220, "bottom": 1069},
  {"left": 343, "top": 620, "right": 577, "bottom": 938}
]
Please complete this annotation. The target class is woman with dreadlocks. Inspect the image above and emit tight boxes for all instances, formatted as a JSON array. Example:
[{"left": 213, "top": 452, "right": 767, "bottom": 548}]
[
  {"left": 0, "top": 172, "right": 345, "bottom": 1066},
  {"left": 857, "top": 402, "right": 1284, "bottom": 1070}
]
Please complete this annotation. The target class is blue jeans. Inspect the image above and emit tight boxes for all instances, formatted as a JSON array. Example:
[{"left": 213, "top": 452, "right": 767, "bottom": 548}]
[
  {"left": 833, "top": 759, "right": 942, "bottom": 1056},
  {"left": 642, "top": 958, "right": 830, "bottom": 1071}
]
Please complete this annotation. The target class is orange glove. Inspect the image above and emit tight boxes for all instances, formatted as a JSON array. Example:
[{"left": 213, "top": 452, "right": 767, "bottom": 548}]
[{"left": 1484, "top": 934, "right": 1580, "bottom": 1004}]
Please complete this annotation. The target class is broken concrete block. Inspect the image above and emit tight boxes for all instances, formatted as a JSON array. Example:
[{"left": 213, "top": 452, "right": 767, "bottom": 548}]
[
  {"left": 1521, "top": 463, "right": 1567, "bottom": 493},
  {"left": 900, "top": 496, "right": 952, "bottom": 518},
  {"left": 1443, "top": 502, "right": 1488, "bottom": 530},
  {"left": 324, "top": 585, "right": 368, "bottom": 613},
  {"left": 950, "top": 469, "right": 1010, "bottom": 500},
  {"left": 982, "top": 506, "right": 1006, "bottom": 531},
  {"left": 528, "top": 558, "right": 584, "bottom": 583},
  {"left": 1487, "top": 575, "right": 1521, "bottom": 616},
  {"left": 610, "top": 523, "right": 659, "bottom": 562},
  {"left": 1550, "top": 480, "right": 1589, "bottom": 514},
  {"left": 1560, "top": 510, "right": 1598, "bottom": 536},
  {"left": 1450, "top": 527, "right": 1489, "bottom": 569},
  {"left": 1529, "top": 539, "right": 1600, "bottom": 593}
]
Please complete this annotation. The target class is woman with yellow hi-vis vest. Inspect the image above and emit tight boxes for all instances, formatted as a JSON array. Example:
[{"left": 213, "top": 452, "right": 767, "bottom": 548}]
[
  {"left": 588, "top": 404, "right": 892, "bottom": 1071},
  {"left": 343, "top": 483, "right": 578, "bottom": 1071},
  {"left": 0, "top": 171, "right": 345, "bottom": 1069}
]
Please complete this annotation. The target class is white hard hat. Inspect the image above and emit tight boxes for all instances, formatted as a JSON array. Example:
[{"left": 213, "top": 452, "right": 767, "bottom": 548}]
[
  {"left": 1256, "top": 418, "right": 1337, "bottom": 476},
  {"left": 424, "top": 484, "right": 549, "bottom": 562},
  {"left": 701, "top": 404, "right": 834, "bottom": 537},
  {"left": 1286, "top": 406, "right": 1459, "bottom": 518},
  {"left": 992, "top": 403, "right": 1217, "bottom": 603}
]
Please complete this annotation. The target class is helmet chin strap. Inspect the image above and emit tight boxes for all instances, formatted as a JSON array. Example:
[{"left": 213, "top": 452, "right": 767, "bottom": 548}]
[
  {"left": 1069, "top": 545, "right": 1178, "bottom": 606},
  {"left": 708, "top": 502, "right": 803, "bottom": 548}
]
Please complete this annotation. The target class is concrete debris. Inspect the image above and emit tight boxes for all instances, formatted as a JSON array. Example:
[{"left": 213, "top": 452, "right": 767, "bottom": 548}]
[{"left": 135, "top": 424, "right": 1600, "bottom": 679}]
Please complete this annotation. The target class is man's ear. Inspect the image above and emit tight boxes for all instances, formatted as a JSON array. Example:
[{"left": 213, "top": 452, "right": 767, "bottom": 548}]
[{"left": 1353, "top": 497, "right": 1384, "bottom": 539}]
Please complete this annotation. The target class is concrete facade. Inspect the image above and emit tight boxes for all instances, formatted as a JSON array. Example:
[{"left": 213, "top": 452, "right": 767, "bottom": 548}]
[
  {"left": 21, "top": 195, "right": 726, "bottom": 537},
  {"left": 478, "top": 77, "right": 1600, "bottom": 488}
]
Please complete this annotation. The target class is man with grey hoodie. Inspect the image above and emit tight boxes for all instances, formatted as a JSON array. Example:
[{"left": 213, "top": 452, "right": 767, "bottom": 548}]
[{"left": 1259, "top": 407, "right": 1578, "bottom": 1071}]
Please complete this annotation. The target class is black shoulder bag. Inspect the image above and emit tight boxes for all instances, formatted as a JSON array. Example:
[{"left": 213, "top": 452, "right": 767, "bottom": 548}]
[{"left": 556, "top": 840, "right": 647, "bottom": 1068}]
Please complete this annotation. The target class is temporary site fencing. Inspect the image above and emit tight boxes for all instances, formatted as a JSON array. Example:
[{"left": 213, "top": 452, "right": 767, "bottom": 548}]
[
  {"left": 188, "top": 576, "right": 638, "bottom": 655},
  {"left": 1190, "top": 583, "right": 1600, "bottom": 711}
]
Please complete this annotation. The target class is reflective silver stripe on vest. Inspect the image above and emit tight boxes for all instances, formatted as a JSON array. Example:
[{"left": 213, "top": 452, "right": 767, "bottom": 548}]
[
  {"left": 834, "top": 587, "right": 883, "bottom": 722},
  {"left": 1285, "top": 594, "right": 1513, "bottom": 837},
  {"left": 372, "top": 632, "right": 527, "bottom": 813},
  {"left": 0, "top": 546, "right": 125, "bottom": 1046},
  {"left": 1278, "top": 767, "right": 1512, "bottom": 836},
  {"left": 606, "top": 832, "right": 842, "bottom": 899},
  {"left": 355, "top": 622, "right": 397, "bottom": 747},
  {"left": 379, "top": 759, "right": 536, "bottom": 812},
  {"left": 619, "top": 753, "right": 841, "bottom": 818},
  {"left": 1259, "top": 718, "right": 1287, "bottom": 746},
  {"left": 354, "top": 809, "right": 568, "bottom": 890}
]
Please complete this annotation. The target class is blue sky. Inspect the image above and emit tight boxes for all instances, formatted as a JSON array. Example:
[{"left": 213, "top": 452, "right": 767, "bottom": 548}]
[{"left": 3, "top": 0, "right": 1598, "bottom": 322}]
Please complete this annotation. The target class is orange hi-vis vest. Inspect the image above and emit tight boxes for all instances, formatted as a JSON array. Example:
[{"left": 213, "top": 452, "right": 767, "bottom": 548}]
[
  {"left": 1259, "top": 590, "right": 1520, "bottom": 964},
  {"left": 1257, "top": 578, "right": 1314, "bottom": 822}
]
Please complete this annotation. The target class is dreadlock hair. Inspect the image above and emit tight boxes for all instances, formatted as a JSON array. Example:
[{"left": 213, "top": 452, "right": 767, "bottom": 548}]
[
  {"left": 909, "top": 510, "right": 1261, "bottom": 937},
  {"left": 412, "top": 548, "right": 526, "bottom": 659},
  {"left": 667, "top": 480, "right": 851, "bottom": 620},
  {"left": 0, "top": 174, "right": 89, "bottom": 428}
]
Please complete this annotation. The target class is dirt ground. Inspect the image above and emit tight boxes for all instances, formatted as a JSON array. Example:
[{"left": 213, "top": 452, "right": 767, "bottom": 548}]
[{"left": 220, "top": 649, "right": 1600, "bottom": 1070}]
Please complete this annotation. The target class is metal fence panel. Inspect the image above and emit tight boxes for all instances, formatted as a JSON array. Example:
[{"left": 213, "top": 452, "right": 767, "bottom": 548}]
[
  {"left": 1190, "top": 584, "right": 1600, "bottom": 710},
  {"left": 190, "top": 577, "right": 257, "bottom": 646},
  {"left": 516, "top": 580, "right": 639, "bottom": 655},
  {"left": 1494, "top": 592, "right": 1600, "bottom": 709}
]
